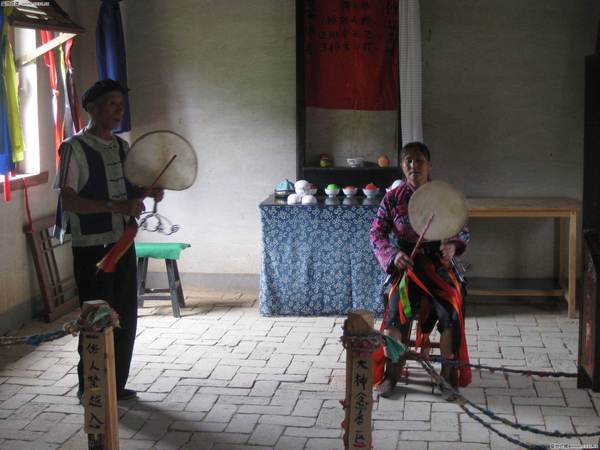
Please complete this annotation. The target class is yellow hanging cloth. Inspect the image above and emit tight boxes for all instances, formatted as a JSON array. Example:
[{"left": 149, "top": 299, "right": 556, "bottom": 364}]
[{"left": 2, "top": 8, "right": 24, "bottom": 163}]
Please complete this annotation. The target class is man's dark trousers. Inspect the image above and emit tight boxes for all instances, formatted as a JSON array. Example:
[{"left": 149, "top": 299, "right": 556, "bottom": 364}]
[{"left": 73, "top": 244, "right": 137, "bottom": 394}]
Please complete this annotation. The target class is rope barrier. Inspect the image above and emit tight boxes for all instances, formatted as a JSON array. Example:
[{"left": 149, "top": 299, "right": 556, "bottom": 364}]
[
  {"left": 413, "top": 354, "right": 600, "bottom": 448},
  {"left": 0, "top": 321, "right": 78, "bottom": 346},
  {"left": 0, "top": 304, "right": 119, "bottom": 347},
  {"left": 429, "top": 354, "right": 577, "bottom": 378}
]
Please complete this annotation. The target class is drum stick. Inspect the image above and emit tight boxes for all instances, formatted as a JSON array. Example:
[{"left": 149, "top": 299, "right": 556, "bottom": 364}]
[
  {"left": 148, "top": 155, "right": 177, "bottom": 190},
  {"left": 410, "top": 213, "right": 435, "bottom": 260}
]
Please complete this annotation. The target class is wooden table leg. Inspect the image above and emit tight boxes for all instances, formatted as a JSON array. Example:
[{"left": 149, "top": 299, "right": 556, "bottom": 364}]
[
  {"left": 166, "top": 260, "right": 182, "bottom": 318},
  {"left": 136, "top": 257, "right": 148, "bottom": 307},
  {"left": 557, "top": 217, "right": 565, "bottom": 289},
  {"left": 568, "top": 212, "right": 577, "bottom": 318}
]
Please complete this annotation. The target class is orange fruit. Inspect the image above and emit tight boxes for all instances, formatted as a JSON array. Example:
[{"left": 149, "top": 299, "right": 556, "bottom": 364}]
[{"left": 377, "top": 155, "right": 390, "bottom": 167}]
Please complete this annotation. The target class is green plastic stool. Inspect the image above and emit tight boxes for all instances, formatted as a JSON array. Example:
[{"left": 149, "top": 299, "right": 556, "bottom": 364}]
[{"left": 134, "top": 242, "right": 191, "bottom": 318}]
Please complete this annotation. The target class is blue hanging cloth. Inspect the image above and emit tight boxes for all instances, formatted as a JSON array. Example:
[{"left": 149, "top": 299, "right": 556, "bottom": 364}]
[
  {"left": 96, "top": 0, "right": 131, "bottom": 132},
  {"left": 0, "top": 7, "right": 14, "bottom": 177}
]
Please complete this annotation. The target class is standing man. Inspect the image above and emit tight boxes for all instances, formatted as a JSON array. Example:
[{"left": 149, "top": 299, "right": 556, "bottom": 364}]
[{"left": 54, "top": 79, "right": 162, "bottom": 401}]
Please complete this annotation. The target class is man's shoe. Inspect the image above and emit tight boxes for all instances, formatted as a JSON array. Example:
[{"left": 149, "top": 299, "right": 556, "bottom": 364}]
[{"left": 117, "top": 388, "right": 137, "bottom": 401}]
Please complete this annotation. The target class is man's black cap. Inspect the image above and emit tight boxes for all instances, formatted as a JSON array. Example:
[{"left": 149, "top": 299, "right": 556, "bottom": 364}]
[{"left": 81, "top": 79, "right": 129, "bottom": 111}]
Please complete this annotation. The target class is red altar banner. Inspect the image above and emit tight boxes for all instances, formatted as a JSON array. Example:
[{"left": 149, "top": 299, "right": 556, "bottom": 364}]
[{"left": 304, "top": 0, "right": 399, "bottom": 111}]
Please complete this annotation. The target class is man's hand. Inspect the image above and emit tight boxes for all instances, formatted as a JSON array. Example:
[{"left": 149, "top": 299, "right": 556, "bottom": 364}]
[
  {"left": 114, "top": 199, "right": 145, "bottom": 218},
  {"left": 441, "top": 242, "right": 456, "bottom": 262},
  {"left": 147, "top": 189, "right": 164, "bottom": 203},
  {"left": 393, "top": 251, "right": 414, "bottom": 270}
]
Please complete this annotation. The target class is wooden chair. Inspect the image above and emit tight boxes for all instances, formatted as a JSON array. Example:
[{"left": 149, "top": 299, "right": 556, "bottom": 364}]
[{"left": 23, "top": 215, "right": 78, "bottom": 322}]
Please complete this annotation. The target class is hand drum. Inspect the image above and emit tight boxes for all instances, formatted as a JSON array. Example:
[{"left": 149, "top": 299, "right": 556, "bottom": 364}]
[
  {"left": 124, "top": 130, "right": 197, "bottom": 191},
  {"left": 408, "top": 180, "right": 468, "bottom": 240}
]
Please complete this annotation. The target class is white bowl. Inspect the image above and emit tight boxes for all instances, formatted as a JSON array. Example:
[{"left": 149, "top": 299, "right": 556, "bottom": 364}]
[
  {"left": 342, "top": 187, "right": 357, "bottom": 197},
  {"left": 363, "top": 188, "right": 379, "bottom": 198},
  {"left": 301, "top": 194, "right": 317, "bottom": 205},
  {"left": 324, "top": 188, "right": 340, "bottom": 198},
  {"left": 294, "top": 179, "right": 309, "bottom": 196},
  {"left": 308, "top": 188, "right": 318, "bottom": 196},
  {"left": 346, "top": 157, "right": 364, "bottom": 168}
]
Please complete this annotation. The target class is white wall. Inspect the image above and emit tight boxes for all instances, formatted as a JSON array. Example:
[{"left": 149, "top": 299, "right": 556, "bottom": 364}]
[
  {"left": 421, "top": 0, "right": 600, "bottom": 278},
  {"left": 105, "top": 0, "right": 295, "bottom": 276}
]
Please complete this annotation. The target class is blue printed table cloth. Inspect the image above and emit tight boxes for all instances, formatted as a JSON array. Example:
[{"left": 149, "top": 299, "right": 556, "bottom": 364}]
[{"left": 259, "top": 195, "right": 386, "bottom": 316}]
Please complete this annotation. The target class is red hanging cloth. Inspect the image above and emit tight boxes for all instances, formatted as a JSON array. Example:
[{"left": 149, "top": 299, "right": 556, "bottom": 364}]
[
  {"left": 40, "top": 30, "right": 62, "bottom": 167},
  {"left": 304, "top": 0, "right": 399, "bottom": 110},
  {"left": 64, "top": 38, "right": 82, "bottom": 132}
]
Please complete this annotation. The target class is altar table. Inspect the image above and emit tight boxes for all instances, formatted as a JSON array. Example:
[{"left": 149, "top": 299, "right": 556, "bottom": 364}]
[{"left": 259, "top": 195, "right": 385, "bottom": 316}]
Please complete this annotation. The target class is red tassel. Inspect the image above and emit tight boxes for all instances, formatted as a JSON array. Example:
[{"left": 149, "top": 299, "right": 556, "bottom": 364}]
[
  {"left": 3, "top": 172, "right": 11, "bottom": 202},
  {"left": 97, "top": 222, "right": 138, "bottom": 273}
]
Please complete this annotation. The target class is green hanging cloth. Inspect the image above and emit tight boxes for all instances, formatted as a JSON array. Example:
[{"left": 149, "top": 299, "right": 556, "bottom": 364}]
[{"left": 2, "top": 8, "right": 24, "bottom": 164}]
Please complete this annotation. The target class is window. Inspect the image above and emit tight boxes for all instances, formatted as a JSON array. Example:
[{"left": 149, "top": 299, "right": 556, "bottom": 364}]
[
  {"left": 0, "top": 2, "right": 84, "bottom": 192},
  {"left": 15, "top": 26, "right": 39, "bottom": 175}
]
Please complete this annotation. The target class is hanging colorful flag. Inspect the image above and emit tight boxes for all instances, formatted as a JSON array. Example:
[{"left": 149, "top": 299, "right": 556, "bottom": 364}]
[
  {"left": 0, "top": 8, "right": 12, "bottom": 202},
  {"left": 3, "top": 26, "right": 23, "bottom": 163},
  {"left": 63, "top": 38, "right": 82, "bottom": 133},
  {"left": 0, "top": 7, "right": 25, "bottom": 202},
  {"left": 40, "top": 30, "right": 62, "bottom": 167},
  {"left": 57, "top": 42, "right": 74, "bottom": 138},
  {"left": 96, "top": 0, "right": 131, "bottom": 132},
  {"left": 304, "top": 0, "right": 399, "bottom": 110}
]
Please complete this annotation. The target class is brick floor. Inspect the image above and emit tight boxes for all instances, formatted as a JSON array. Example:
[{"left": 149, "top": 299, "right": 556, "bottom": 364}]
[{"left": 0, "top": 289, "right": 597, "bottom": 449}]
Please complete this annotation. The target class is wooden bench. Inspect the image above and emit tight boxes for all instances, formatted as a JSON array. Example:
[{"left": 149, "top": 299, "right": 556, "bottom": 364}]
[{"left": 466, "top": 197, "right": 581, "bottom": 318}]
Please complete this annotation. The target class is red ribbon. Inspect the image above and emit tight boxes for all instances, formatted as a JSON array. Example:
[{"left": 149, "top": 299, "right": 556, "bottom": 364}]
[{"left": 63, "top": 38, "right": 82, "bottom": 132}]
